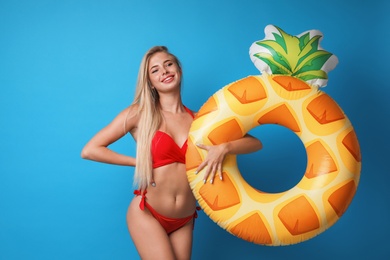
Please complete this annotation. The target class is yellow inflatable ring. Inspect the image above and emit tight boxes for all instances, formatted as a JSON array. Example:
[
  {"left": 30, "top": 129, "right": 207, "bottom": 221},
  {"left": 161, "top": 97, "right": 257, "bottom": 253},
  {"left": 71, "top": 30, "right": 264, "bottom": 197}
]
[{"left": 185, "top": 25, "right": 361, "bottom": 246}]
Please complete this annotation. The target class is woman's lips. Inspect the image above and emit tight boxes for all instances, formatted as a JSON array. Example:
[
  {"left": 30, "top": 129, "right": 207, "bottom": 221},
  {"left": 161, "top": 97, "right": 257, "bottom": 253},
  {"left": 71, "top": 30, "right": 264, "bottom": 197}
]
[{"left": 162, "top": 75, "right": 174, "bottom": 83}]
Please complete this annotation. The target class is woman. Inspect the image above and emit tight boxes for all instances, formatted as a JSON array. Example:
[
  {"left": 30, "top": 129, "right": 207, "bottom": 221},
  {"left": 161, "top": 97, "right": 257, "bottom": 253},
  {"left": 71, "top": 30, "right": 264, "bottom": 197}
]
[{"left": 81, "top": 46, "right": 262, "bottom": 259}]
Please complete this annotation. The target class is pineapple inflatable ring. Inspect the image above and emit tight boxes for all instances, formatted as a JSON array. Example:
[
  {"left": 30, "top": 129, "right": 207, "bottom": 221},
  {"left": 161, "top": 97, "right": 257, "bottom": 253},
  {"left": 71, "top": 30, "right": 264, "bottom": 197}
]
[{"left": 186, "top": 25, "right": 361, "bottom": 245}]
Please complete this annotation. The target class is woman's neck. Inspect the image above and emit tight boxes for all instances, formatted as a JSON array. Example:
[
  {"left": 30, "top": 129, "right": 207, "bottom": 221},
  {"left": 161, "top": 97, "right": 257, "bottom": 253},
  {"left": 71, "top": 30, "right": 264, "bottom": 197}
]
[{"left": 158, "top": 94, "right": 184, "bottom": 113}]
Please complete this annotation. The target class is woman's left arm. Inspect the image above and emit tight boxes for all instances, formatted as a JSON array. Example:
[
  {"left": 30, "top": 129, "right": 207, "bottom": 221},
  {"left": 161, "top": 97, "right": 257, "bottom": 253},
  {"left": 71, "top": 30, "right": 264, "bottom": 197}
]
[{"left": 195, "top": 134, "right": 262, "bottom": 184}]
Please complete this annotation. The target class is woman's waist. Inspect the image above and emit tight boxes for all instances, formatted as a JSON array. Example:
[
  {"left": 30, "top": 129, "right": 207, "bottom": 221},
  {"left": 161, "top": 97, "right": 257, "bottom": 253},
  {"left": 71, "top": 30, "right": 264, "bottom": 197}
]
[{"left": 141, "top": 189, "right": 196, "bottom": 218}]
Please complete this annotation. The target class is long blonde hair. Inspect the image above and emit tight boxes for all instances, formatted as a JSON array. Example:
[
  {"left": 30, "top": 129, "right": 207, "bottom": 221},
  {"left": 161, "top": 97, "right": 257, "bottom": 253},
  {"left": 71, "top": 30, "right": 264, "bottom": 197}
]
[{"left": 131, "top": 46, "right": 182, "bottom": 190}]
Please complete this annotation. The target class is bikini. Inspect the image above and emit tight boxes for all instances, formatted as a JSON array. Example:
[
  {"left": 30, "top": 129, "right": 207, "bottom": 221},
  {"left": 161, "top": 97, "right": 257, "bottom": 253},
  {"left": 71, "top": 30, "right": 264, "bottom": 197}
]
[{"left": 134, "top": 106, "right": 199, "bottom": 234}]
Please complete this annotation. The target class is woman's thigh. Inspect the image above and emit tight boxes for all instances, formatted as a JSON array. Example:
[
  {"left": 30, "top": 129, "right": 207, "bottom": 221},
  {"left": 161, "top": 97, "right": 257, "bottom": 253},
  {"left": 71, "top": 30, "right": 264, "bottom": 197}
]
[
  {"left": 126, "top": 197, "right": 175, "bottom": 260},
  {"left": 169, "top": 220, "right": 194, "bottom": 260}
]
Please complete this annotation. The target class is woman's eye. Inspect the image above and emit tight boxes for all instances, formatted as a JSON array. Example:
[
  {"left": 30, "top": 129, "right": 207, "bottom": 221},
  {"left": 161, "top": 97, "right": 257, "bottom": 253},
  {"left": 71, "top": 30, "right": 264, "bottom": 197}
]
[{"left": 151, "top": 69, "right": 158, "bottom": 74}]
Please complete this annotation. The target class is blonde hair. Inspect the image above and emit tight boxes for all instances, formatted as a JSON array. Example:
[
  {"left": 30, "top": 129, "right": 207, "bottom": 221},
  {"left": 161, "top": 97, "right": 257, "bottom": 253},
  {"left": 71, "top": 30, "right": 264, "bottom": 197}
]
[{"left": 131, "top": 46, "right": 182, "bottom": 190}]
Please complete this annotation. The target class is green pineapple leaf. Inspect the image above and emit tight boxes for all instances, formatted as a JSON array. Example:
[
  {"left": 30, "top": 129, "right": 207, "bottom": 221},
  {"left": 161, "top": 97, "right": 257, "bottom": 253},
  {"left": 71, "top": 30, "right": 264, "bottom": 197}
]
[{"left": 249, "top": 25, "right": 338, "bottom": 87}]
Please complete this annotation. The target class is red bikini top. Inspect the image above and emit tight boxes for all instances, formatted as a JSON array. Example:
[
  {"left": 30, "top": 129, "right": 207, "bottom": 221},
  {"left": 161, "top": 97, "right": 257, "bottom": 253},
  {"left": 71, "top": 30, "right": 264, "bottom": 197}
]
[{"left": 151, "top": 107, "right": 194, "bottom": 168}]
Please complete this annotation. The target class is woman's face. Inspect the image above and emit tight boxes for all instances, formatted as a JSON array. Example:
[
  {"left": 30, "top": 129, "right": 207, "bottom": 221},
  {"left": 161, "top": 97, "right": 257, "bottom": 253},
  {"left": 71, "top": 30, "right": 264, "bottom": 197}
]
[{"left": 148, "top": 52, "right": 181, "bottom": 93}]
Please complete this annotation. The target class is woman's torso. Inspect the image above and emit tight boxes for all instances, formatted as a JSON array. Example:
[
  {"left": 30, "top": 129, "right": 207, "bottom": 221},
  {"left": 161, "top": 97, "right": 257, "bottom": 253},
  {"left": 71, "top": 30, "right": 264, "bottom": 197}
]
[
  {"left": 129, "top": 105, "right": 197, "bottom": 218},
  {"left": 146, "top": 163, "right": 196, "bottom": 217}
]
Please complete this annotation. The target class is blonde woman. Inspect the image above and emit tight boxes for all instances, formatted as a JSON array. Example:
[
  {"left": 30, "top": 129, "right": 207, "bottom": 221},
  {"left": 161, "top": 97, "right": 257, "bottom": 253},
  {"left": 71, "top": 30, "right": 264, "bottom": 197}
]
[{"left": 81, "top": 46, "right": 262, "bottom": 259}]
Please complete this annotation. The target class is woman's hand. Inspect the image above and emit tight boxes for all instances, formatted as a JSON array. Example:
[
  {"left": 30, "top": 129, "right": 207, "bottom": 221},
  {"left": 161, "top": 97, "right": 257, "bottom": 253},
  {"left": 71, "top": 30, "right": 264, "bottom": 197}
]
[
  {"left": 194, "top": 134, "right": 263, "bottom": 184},
  {"left": 195, "top": 143, "right": 229, "bottom": 184}
]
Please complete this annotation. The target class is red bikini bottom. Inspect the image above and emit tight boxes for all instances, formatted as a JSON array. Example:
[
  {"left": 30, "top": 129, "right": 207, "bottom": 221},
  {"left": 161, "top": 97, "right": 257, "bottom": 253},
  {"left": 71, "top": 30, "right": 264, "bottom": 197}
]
[{"left": 134, "top": 190, "right": 199, "bottom": 234}]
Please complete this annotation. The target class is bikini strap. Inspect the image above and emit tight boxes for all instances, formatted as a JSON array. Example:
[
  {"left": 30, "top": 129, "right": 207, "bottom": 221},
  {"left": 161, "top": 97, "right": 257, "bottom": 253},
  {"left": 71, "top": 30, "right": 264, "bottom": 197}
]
[
  {"left": 194, "top": 206, "right": 201, "bottom": 218},
  {"left": 183, "top": 106, "right": 195, "bottom": 119},
  {"left": 134, "top": 189, "right": 147, "bottom": 211}
]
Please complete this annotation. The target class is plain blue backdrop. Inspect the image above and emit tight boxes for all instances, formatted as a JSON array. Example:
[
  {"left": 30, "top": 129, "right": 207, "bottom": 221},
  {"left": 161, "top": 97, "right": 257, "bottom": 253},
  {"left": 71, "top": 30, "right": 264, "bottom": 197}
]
[{"left": 1, "top": 0, "right": 389, "bottom": 259}]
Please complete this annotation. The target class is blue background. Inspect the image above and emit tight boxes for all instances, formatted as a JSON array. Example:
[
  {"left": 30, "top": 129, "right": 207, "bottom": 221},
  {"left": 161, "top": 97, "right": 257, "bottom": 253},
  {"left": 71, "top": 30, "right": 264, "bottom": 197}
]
[{"left": 1, "top": 0, "right": 389, "bottom": 259}]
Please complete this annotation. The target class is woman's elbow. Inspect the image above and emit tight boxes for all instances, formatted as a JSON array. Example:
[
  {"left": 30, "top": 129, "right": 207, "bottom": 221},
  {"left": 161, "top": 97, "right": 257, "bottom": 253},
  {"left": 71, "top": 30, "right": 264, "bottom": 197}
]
[
  {"left": 257, "top": 139, "right": 263, "bottom": 151},
  {"left": 81, "top": 146, "right": 92, "bottom": 160},
  {"left": 246, "top": 134, "right": 263, "bottom": 152},
  {"left": 252, "top": 138, "right": 263, "bottom": 152}
]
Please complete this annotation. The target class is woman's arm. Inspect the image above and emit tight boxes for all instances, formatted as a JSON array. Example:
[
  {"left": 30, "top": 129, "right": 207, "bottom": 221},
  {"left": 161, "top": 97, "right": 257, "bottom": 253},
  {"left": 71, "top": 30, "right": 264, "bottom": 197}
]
[
  {"left": 195, "top": 134, "right": 262, "bottom": 183},
  {"left": 81, "top": 106, "right": 138, "bottom": 166}
]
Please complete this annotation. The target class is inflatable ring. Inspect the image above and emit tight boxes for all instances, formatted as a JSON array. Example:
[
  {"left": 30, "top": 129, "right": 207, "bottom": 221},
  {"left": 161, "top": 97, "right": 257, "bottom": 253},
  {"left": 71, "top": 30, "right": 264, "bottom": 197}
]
[{"left": 186, "top": 25, "right": 361, "bottom": 246}]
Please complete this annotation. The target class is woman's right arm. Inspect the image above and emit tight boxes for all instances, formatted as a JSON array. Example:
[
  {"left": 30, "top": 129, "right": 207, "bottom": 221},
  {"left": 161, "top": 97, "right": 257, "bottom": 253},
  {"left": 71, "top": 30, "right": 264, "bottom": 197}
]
[{"left": 81, "top": 105, "right": 138, "bottom": 166}]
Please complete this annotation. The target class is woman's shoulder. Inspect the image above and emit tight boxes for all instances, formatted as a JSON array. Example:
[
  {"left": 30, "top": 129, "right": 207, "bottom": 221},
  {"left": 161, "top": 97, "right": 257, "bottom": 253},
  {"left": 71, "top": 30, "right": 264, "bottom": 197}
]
[
  {"left": 183, "top": 105, "right": 197, "bottom": 118},
  {"left": 125, "top": 103, "right": 140, "bottom": 114}
]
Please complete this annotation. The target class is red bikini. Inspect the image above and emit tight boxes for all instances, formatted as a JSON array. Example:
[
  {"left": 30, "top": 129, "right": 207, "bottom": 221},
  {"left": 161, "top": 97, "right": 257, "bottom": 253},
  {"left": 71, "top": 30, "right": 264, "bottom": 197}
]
[
  {"left": 151, "top": 130, "right": 188, "bottom": 168},
  {"left": 134, "top": 189, "right": 198, "bottom": 234},
  {"left": 134, "top": 106, "right": 199, "bottom": 234}
]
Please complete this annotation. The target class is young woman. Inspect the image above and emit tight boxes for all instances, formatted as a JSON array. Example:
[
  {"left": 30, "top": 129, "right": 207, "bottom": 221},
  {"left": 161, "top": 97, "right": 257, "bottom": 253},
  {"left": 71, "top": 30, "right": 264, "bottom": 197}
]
[{"left": 81, "top": 46, "right": 262, "bottom": 259}]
